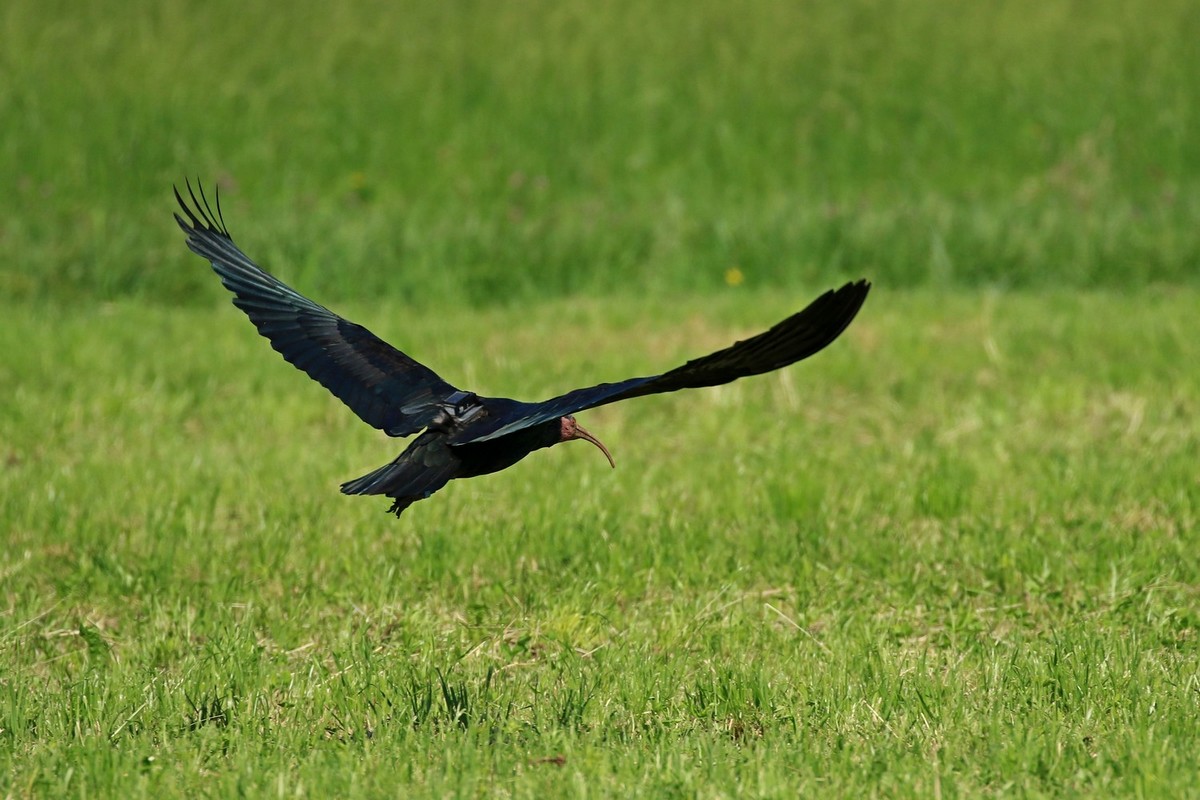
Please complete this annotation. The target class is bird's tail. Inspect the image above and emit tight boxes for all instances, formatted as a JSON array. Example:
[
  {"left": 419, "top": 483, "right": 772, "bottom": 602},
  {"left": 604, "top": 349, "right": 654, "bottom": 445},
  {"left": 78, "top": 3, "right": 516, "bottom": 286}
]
[{"left": 341, "top": 431, "right": 459, "bottom": 516}]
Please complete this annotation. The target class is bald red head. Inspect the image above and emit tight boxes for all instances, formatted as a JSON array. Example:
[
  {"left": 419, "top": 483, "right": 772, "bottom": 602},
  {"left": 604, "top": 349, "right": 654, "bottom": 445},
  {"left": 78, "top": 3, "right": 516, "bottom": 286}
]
[{"left": 559, "top": 416, "right": 615, "bottom": 468}]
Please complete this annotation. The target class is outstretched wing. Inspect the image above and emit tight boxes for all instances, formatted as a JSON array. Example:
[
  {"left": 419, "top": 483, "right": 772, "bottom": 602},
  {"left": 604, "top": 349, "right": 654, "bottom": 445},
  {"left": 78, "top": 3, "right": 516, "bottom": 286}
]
[
  {"left": 174, "top": 182, "right": 460, "bottom": 437},
  {"left": 450, "top": 280, "right": 870, "bottom": 445}
]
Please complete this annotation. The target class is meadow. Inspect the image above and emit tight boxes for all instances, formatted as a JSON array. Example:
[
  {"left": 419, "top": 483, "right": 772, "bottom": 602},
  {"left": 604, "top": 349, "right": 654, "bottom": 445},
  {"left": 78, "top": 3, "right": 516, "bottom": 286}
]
[
  {"left": 2, "top": 0, "right": 1199, "bottom": 796},
  {"left": 3, "top": 289, "right": 1198, "bottom": 796},
  {"left": 2, "top": 0, "right": 1198, "bottom": 304}
]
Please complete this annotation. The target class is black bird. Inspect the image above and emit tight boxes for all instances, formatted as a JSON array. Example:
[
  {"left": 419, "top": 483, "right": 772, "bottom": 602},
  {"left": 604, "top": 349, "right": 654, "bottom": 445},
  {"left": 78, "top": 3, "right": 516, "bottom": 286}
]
[{"left": 174, "top": 182, "right": 870, "bottom": 517}]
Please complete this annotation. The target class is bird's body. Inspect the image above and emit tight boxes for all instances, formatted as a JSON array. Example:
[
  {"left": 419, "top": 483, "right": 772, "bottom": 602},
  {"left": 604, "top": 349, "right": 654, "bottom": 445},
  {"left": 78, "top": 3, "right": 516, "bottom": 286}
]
[
  {"left": 341, "top": 411, "right": 570, "bottom": 516},
  {"left": 174, "top": 182, "right": 870, "bottom": 517}
]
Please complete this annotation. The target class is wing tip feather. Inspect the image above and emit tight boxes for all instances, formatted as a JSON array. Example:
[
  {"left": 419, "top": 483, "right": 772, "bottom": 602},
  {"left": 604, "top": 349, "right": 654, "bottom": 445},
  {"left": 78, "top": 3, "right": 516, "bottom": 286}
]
[{"left": 174, "top": 178, "right": 232, "bottom": 240}]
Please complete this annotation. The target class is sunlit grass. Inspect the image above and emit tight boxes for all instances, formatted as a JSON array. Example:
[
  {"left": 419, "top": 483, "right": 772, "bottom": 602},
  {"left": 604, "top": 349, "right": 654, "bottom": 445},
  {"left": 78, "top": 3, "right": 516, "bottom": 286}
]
[
  {"left": 3, "top": 0, "right": 1197, "bottom": 793},
  {"left": 2, "top": 288, "right": 1197, "bottom": 796}
]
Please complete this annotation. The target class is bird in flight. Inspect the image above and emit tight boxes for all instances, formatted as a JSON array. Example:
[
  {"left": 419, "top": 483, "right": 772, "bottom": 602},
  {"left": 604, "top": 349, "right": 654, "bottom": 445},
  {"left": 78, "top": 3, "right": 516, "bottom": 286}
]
[{"left": 175, "top": 182, "right": 870, "bottom": 517}]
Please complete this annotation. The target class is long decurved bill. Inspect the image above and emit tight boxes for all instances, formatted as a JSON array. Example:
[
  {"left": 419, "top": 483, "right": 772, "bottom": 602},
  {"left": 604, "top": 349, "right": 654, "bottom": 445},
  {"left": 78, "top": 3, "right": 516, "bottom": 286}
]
[{"left": 574, "top": 423, "right": 616, "bottom": 468}]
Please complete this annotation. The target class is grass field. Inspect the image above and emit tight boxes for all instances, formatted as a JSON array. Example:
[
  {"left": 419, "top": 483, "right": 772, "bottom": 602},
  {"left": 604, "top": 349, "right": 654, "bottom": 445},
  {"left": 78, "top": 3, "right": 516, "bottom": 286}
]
[
  {"left": 3, "top": 288, "right": 1198, "bottom": 796},
  {"left": 3, "top": 0, "right": 1200, "bottom": 796},
  {"left": 2, "top": 0, "right": 1199, "bottom": 303}
]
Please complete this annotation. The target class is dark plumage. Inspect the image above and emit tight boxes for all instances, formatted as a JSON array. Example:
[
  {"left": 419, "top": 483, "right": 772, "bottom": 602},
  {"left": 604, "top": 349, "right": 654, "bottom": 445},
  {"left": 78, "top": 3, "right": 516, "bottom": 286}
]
[{"left": 174, "top": 182, "right": 870, "bottom": 517}]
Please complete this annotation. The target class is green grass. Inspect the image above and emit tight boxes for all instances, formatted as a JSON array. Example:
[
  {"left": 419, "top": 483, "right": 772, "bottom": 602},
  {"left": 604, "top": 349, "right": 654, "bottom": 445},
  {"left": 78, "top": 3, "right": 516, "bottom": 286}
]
[
  {"left": 2, "top": 288, "right": 1198, "bottom": 796},
  {"left": 3, "top": 0, "right": 1199, "bottom": 304},
  {"left": 3, "top": 0, "right": 1198, "bottom": 794}
]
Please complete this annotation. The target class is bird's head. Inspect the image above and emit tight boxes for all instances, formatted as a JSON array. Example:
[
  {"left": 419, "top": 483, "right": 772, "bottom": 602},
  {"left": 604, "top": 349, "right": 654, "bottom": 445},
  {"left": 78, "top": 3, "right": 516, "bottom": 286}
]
[{"left": 559, "top": 415, "right": 615, "bottom": 468}]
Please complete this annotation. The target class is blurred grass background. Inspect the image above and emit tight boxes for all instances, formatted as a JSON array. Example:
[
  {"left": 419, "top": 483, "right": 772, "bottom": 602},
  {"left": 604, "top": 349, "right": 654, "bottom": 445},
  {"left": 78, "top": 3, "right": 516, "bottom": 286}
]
[{"left": 2, "top": 0, "right": 1197, "bottom": 306}]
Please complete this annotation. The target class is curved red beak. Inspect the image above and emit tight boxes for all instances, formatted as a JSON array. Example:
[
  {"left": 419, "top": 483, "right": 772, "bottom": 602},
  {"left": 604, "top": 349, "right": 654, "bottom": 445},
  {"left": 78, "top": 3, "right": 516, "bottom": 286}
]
[{"left": 572, "top": 423, "right": 615, "bottom": 468}]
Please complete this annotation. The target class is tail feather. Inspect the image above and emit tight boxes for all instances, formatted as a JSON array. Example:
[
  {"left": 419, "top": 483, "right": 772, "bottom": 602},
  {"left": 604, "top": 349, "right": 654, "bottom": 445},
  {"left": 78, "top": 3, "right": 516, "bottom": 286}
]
[{"left": 341, "top": 431, "right": 461, "bottom": 516}]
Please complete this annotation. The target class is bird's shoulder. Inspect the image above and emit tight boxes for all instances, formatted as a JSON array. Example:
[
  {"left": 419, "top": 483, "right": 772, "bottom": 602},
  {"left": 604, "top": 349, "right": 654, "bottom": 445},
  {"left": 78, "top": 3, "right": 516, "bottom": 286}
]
[{"left": 430, "top": 393, "right": 534, "bottom": 438}]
